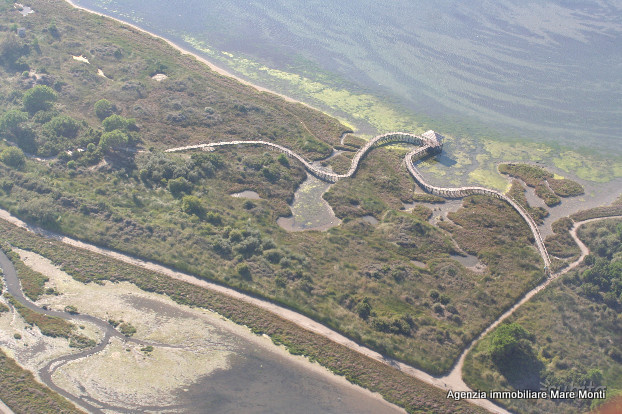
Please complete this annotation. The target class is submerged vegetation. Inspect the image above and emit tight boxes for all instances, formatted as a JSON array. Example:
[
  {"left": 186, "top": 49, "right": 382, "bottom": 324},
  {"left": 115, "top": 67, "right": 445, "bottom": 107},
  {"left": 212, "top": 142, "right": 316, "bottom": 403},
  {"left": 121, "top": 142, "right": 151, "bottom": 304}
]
[{"left": 499, "top": 163, "right": 584, "bottom": 207}]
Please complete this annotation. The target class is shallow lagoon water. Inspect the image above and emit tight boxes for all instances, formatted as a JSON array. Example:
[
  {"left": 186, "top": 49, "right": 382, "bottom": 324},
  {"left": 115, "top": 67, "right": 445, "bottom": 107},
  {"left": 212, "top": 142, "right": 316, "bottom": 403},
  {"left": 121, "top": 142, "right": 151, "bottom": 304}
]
[
  {"left": 277, "top": 175, "right": 341, "bottom": 231},
  {"left": 74, "top": 0, "right": 622, "bottom": 154},
  {"left": 231, "top": 190, "right": 261, "bottom": 199}
]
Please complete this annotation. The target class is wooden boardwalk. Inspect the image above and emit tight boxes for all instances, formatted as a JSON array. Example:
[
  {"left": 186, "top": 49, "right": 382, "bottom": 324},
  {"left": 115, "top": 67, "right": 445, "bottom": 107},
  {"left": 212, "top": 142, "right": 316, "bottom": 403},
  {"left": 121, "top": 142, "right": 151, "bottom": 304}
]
[{"left": 165, "top": 130, "right": 551, "bottom": 269}]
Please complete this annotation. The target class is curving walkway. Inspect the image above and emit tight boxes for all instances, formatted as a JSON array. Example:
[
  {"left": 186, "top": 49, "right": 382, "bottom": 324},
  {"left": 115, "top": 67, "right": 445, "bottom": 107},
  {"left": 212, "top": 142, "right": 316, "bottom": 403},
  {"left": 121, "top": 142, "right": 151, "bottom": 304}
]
[
  {"left": 439, "top": 215, "right": 622, "bottom": 400},
  {"left": 166, "top": 130, "right": 551, "bottom": 269}
]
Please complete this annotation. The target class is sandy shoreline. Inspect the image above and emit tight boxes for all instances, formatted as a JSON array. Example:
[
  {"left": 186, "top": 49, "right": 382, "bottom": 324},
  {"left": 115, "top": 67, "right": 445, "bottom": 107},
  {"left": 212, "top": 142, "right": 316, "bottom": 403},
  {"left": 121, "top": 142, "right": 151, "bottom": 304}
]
[
  {"left": 63, "top": 0, "right": 324, "bottom": 111},
  {"left": 14, "top": 248, "right": 403, "bottom": 413},
  {"left": 0, "top": 210, "right": 405, "bottom": 414}
]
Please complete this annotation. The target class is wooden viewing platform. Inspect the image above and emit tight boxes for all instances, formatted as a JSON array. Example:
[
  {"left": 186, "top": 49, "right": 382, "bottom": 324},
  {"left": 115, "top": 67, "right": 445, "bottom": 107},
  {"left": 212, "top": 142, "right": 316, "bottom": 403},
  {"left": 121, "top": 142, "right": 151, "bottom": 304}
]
[{"left": 165, "top": 130, "right": 550, "bottom": 269}]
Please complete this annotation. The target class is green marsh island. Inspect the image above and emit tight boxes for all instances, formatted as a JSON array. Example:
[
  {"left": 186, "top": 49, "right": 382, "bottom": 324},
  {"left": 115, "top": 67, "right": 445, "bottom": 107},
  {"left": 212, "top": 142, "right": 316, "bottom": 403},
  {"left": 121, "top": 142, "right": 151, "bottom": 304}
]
[{"left": 0, "top": 1, "right": 621, "bottom": 413}]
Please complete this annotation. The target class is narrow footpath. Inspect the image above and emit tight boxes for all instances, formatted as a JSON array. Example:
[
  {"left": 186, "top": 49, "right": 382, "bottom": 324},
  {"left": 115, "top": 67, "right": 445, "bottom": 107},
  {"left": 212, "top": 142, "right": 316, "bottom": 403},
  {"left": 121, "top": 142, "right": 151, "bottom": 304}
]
[
  {"left": 0, "top": 400, "right": 15, "bottom": 414},
  {"left": 0, "top": 209, "right": 619, "bottom": 414}
]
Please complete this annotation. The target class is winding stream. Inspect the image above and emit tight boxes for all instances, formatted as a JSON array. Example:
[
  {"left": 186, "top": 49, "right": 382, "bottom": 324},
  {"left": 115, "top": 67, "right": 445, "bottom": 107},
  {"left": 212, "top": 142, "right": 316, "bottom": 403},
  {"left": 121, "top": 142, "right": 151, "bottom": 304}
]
[
  {"left": 0, "top": 250, "right": 189, "bottom": 413},
  {"left": 2, "top": 210, "right": 619, "bottom": 414}
]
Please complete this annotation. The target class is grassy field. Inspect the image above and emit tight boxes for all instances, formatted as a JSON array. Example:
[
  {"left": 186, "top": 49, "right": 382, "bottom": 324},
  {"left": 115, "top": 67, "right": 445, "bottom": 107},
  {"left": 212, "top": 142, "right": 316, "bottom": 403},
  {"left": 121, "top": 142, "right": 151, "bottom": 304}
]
[
  {"left": 0, "top": 0, "right": 552, "bottom": 376},
  {"left": 463, "top": 217, "right": 622, "bottom": 414},
  {"left": 0, "top": 218, "right": 487, "bottom": 414}
]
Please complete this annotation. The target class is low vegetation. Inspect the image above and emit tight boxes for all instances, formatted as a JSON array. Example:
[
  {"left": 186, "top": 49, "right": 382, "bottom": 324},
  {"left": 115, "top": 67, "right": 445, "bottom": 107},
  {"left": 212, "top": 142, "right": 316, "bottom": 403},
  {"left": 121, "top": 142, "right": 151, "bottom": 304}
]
[
  {"left": 506, "top": 180, "right": 548, "bottom": 224},
  {"left": 545, "top": 217, "right": 581, "bottom": 266},
  {"left": 463, "top": 218, "right": 622, "bottom": 414},
  {"left": 324, "top": 146, "right": 417, "bottom": 218},
  {"left": 499, "top": 163, "right": 583, "bottom": 207},
  {"left": 411, "top": 193, "right": 446, "bottom": 204},
  {"left": 0, "top": 349, "right": 84, "bottom": 414},
  {"left": 535, "top": 183, "right": 561, "bottom": 207},
  {"left": 0, "top": 244, "right": 49, "bottom": 300},
  {"left": 570, "top": 199, "right": 622, "bottom": 222},
  {"left": 4, "top": 292, "right": 94, "bottom": 348},
  {"left": 547, "top": 178, "right": 585, "bottom": 197},
  {"left": 5, "top": 293, "right": 72, "bottom": 337}
]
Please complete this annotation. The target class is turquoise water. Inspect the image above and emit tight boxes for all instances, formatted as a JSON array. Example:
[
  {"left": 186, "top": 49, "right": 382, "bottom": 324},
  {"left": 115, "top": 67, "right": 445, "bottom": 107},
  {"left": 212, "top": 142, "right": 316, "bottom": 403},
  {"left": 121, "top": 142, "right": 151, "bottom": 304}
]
[{"left": 74, "top": 0, "right": 622, "bottom": 153}]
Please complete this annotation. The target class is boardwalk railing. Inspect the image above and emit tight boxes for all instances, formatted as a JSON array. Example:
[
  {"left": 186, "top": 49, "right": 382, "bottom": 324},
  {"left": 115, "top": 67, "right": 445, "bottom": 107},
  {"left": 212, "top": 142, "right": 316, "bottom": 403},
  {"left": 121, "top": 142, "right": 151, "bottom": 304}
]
[{"left": 165, "top": 130, "right": 550, "bottom": 269}]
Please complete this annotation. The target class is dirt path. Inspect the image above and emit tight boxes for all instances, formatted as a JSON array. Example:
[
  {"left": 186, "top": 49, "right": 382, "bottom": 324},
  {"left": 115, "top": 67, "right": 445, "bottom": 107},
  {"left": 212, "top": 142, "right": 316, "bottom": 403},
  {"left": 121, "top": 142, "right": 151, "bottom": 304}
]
[
  {"left": 3, "top": 209, "right": 616, "bottom": 414},
  {"left": 0, "top": 208, "right": 508, "bottom": 413},
  {"left": 0, "top": 400, "right": 15, "bottom": 414},
  {"left": 440, "top": 215, "right": 622, "bottom": 391}
]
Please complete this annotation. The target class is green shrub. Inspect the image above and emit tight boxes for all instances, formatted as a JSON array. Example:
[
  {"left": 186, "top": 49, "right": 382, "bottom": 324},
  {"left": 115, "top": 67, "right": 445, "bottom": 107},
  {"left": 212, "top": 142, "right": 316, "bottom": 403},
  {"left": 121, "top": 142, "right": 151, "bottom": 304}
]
[
  {"left": 489, "top": 323, "right": 535, "bottom": 364},
  {"left": 94, "top": 99, "right": 116, "bottom": 120},
  {"left": 356, "top": 298, "right": 372, "bottom": 320},
  {"left": 99, "top": 130, "right": 129, "bottom": 152},
  {"left": 102, "top": 114, "right": 136, "bottom": 132},
  {"left": 23, "top": 85, "right": 57, "bottom": 113},
  {"left": 0, "top": 147, "right": 25, "bottom": 168},
  {"left": 181, "top": 195, "right": 205, "bottom": 217},
  {"left": 277, "top": 153, "right": 290, "bottom": 167},
  {"left": 236, "top": 262, "right": 251, "bottom": 278},
  {"left": 167, "top": 177, "right": 193, "bottom": 197},
  {"left": 43, "top": 115, "right": 81, "bottom": 139},
  {"left": 0, "top": 110, "right": 28, "bottom": 136},
  {"left": 64, "top": 305, "right": 78, "bottom": 314},
  {"left": 118, "top": 322, "right": 137, "bottom": 337}
]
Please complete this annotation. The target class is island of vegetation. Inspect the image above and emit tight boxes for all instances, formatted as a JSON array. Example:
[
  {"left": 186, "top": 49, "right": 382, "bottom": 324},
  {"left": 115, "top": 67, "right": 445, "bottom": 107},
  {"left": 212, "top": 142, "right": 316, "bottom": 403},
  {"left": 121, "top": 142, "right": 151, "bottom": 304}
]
[{"left": 0, "top": 1, "right": 619, "bottom": 413}]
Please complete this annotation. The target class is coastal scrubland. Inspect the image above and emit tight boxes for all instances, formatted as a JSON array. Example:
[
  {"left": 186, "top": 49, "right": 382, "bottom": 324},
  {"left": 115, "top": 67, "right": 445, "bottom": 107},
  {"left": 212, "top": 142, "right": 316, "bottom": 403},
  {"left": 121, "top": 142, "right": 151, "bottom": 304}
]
[
  {"left": 463, "top": 217, "right": 622, "bottom": 414},
  {"left": 0, "top": 0, "right": 549, "bottom": 378},
  {"left": 0, "top": 218, "right": 486, "bottom": 414}
]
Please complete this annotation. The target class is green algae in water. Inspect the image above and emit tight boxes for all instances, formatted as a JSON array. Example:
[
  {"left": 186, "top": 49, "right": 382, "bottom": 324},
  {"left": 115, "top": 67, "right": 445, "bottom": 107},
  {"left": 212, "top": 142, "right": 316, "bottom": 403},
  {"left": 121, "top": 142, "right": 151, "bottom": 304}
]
[{"left": 277, "top": 176, "right": 341, "bottom": 231}]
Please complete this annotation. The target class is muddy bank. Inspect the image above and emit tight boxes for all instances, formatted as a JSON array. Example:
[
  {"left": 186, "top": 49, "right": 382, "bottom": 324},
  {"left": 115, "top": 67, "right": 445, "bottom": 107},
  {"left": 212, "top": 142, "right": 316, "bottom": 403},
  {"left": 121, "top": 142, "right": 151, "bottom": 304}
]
[
  {"left": 277, "top": 175, "right": 341, "bottom": 231},
  {"left": 3, "top": 248, "right": 403, "bottom": 413}
]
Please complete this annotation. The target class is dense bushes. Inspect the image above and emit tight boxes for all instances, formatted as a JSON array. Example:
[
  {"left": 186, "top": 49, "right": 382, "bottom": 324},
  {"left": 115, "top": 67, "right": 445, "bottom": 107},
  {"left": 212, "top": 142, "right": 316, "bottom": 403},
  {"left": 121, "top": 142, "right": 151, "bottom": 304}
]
[
  {"left": 94, "top": 99, "right": 117, "bottom": 120},
  {"left": 23, "top": 85, "right": 57, "bottom": 113},
  {"left": 0, "top": 147, "right": 25, "bottom": 168},
  {"left": 43, "top": 115, "right": 82, "bottom": 139},
  {"left": 137, "top": 152, "right": 223, "bottom": 187},
  {"left": 99, "top": 130, "right": 129, "bottom": 153}
]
